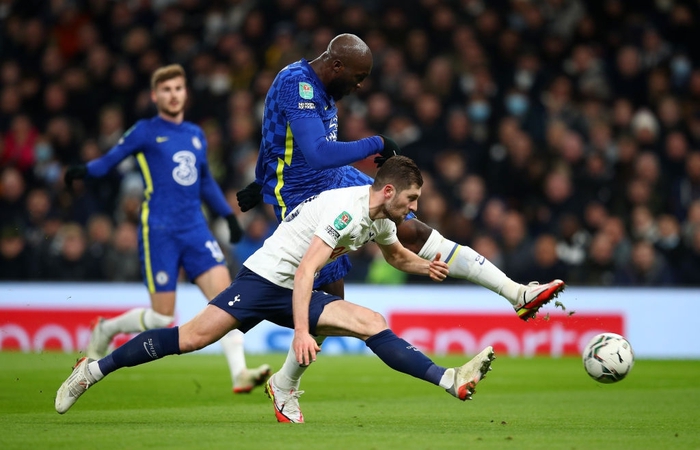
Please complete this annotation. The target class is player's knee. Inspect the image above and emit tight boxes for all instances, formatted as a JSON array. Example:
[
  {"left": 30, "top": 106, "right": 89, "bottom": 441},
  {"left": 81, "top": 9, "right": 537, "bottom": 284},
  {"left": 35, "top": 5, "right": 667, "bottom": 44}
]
[
  {"left": 143, "top": 309, "right": 174, "bottom": 330},
  {"left": 361, "top": 311, "right": 388, "bottom": 336}
]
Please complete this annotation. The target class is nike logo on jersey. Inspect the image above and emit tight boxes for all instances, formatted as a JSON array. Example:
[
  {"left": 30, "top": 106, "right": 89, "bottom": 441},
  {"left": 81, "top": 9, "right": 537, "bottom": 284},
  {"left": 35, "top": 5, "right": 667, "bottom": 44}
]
[{"left": 156, "top": 136, "right": 169, "bottom": 143}]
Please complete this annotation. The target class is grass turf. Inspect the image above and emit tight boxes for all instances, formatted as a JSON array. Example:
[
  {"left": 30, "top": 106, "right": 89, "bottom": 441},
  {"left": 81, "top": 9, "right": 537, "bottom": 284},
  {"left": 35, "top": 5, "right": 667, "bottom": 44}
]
[{"left": 1, "top": 351, "right": 698, "bottom": 450}]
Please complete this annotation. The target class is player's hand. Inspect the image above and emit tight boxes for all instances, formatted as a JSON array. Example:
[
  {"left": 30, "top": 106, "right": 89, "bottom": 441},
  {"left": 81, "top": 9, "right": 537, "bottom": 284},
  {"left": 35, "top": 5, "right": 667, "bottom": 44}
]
[
  {"left": 236, "top": 181, "right": 263, "bottom": 212},
  {"left": 292, "top": 331, "right": 321, "bottom": 367},
  {"left": 226, "top": 214, "right": 243, "bottom": 244},
  {"left": 64, "top": 164, "right": 87, "bottom": 189},
  {"left": 428, "top": 252, "right": 449, "bottom": 282},
  {"left": 374, "top": 134, "right": 401, "bottom": 168}
]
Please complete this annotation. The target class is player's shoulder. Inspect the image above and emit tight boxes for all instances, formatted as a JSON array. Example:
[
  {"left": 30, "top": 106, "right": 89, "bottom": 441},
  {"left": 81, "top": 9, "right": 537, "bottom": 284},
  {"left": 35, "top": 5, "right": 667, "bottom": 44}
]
[
  {"left": 179, "top": 120, "right": 204, "bottom": 134},
  {"left": 320, "top": 186, "right": 366, "bottom": 215},
  {"left": 119, "top": 118, "right": 150, "bottom": 142},
  {"left": 275, "top": 59, "right": 314, "bottom": 85}
]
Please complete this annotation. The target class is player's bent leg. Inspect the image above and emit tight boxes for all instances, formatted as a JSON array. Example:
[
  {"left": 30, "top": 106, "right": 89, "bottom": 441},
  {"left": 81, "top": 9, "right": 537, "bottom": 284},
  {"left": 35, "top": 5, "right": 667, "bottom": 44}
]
[
  {"left": 315, "top": 300, "right": 388, "bottom": 340},
  {"left": 416, "top": 228, "right": 568, "bottom": 321},
  {"left": 317, "top": 299, "right": 498, "bottom": 402}
]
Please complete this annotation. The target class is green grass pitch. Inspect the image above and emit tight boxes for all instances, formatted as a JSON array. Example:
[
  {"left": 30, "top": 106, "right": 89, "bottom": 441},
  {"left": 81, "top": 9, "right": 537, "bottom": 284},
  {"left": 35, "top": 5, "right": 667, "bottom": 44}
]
[{"left": 1, "top": 351, "right": 698, "bottom": 450}]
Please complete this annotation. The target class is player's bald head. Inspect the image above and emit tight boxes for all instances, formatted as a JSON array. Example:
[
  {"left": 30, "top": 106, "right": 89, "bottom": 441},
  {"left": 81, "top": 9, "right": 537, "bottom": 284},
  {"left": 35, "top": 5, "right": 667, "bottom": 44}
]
[
  {"left": 326, "top": 33, "right": 372, "bottom": 68},
  {"left": 315, "top": 33, "right": 373, "bottom": 100}
]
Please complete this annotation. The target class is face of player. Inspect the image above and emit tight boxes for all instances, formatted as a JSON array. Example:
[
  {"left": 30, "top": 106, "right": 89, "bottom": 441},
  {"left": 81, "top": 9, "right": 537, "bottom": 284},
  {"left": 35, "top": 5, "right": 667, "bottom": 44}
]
[
  {"left": 382, "top": 184, "right": 421, "bottom": 225},
  {"left": 152, "top": 76, "right": 187, "bottom": 119},
  {"left": 326, "top": 61, "right": 371, "bottom": 101}
]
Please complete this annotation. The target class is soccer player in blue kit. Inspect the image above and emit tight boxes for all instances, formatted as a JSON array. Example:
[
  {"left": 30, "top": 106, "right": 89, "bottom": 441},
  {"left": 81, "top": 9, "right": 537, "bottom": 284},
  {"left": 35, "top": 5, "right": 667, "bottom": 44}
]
[
  {"left": 235, "top": 34, "right": 566, "bottom": 422},
  {"left": 64, "top": 64, "right": 270, "bottom": 394}
]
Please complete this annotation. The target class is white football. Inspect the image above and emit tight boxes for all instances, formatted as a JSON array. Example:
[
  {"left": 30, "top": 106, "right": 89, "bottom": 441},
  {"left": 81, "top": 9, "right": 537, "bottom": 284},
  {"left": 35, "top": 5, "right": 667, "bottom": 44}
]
[{"left": 582, "top": 332, "right": 634, "bottom": 383}]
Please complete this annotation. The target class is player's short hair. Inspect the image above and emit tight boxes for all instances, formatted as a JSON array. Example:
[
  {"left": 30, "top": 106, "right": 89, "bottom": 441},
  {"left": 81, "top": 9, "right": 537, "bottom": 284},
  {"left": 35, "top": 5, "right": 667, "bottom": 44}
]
[
  {"left": 151, "top": 64, "right": 186, "bottom": 90},
  {"left": 373, "top": 155, "right": 423, "bottom": 192}
]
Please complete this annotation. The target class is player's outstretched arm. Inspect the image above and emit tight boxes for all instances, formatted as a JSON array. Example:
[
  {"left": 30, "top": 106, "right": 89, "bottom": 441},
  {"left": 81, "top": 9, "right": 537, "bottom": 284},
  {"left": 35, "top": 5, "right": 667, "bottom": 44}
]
[
  {"left": 289, "top": 117, "right": 384, "bottom": 170},
  {"left": 379, "top": 242, "right": 448, "bottom": 281}
]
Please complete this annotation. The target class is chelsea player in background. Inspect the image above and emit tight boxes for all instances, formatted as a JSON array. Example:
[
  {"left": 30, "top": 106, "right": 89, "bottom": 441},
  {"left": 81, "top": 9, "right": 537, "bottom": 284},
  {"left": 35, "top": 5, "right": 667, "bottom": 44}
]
[
  {"left": 65, "top": 64, "right": 270, "bottom": 394},
  {"left": 236, "top": 34, "right": 565, "bottom": 422}
]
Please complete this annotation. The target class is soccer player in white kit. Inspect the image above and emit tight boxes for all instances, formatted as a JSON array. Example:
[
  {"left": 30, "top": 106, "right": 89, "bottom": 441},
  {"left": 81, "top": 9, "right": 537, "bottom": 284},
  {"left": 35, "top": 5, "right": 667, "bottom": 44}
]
[{"left": 55, "top": 156, "right": 496, "bottom": 420}]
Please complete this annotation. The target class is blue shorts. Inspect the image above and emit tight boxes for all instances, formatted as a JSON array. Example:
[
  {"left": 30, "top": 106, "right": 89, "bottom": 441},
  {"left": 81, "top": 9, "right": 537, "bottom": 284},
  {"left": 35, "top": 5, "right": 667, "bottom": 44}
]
[
  {"left": 209, "top": 266, "right": 342, "bottom": 334},
  {"left": 138, "top": 222, "right": 225, "bottom": 293}
]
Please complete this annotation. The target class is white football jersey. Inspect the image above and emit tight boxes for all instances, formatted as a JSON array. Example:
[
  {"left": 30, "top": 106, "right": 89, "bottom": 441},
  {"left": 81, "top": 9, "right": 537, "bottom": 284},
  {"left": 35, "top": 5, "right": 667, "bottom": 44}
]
[{"left": 244, "top": 185, "right": 398, "bottom": 288}]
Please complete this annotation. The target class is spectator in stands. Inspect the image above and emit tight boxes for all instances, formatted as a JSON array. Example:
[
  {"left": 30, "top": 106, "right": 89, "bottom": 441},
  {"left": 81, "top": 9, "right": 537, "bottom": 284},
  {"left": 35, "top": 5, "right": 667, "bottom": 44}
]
[
  {"left": 521, "top": 233, "right": 569, "bottom": 284},
  {"left": 0, "top": 166, "right": 26, "bottom": 228},
  {"left": 613, "top": 240, "right": 675, "bottom": 286},
  {"left": 102, "top": 221, "right": 140, "bottom": 282},
  {"left": 0, "top": 223, "right": 34, "bottom": 280},
  {"left": 43, "top": 222, "right": 104, "bottom": 281},
  {"left": 576, "top": 232, "right": 617, "bottom": 286},
  {"left": 500, "top": 210, "right": 534, "bottom": 283},
  {"left": 679, "top": 227, "right": 700, "bottom": 286}
]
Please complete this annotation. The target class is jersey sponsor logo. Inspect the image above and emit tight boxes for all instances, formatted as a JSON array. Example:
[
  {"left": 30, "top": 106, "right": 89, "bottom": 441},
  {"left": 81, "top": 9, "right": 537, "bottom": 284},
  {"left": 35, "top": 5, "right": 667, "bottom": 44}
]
[
  {"left": 155, "top": 271, "right": 169, "bottom": 286},
  {"left": 298, "top": 102, "right": 315, "bottom": 109},
  {"left": 325, "top": 225, "right": 340, "bottom": 239},
  {"left": 156, "top": 136, "right": 169, "bottom": 143},
  {"left": 192, "top": 136, "right": 202, "bottom": 149},
  {"left": 171, "top": 150, "right": 198, "bottom": 186},
  {"left": 299, "top": 82, "right": 314, "bottom": 99},
  {"left": 333, "top": 211, "right": 352, "bottom": 230}
]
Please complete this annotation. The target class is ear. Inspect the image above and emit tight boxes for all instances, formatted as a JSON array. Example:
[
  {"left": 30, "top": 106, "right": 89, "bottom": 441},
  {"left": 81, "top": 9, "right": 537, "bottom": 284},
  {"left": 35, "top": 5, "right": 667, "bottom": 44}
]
[
  {"left": 383, "top": 184, "right": 395, "bottom": 199},
  {"left": 332, "top": 60, "right": 344, "bottom": 74},
  {"left": 150, "top": 90, "right": 157, "bottom": 103}
]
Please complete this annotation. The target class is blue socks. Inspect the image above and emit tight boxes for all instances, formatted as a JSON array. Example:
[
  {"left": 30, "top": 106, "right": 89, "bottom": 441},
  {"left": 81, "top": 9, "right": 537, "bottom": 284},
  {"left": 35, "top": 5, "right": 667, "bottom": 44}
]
[
  {"left": 98, "top": 327, "right": 181, "bottom": 376},
  {"left": 365, "top": 329, "right": 445, "bottom": 385}
]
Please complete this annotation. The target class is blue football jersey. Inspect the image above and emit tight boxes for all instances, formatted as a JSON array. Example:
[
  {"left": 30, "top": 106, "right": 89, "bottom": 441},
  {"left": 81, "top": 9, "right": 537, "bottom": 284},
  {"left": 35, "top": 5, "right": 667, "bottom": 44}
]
[
  {"left": 86, "top": 116, "right": 232, "bottom": 230},
  {"left": 258, "top": 59, "right": 348, "bottom": 218}
]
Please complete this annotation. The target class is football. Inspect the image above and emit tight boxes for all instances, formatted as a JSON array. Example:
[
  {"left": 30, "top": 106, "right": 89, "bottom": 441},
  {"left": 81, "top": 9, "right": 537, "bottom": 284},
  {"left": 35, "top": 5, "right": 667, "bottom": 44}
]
[{"left": 582, "top": 333, "right": 635, "bottom": 383}]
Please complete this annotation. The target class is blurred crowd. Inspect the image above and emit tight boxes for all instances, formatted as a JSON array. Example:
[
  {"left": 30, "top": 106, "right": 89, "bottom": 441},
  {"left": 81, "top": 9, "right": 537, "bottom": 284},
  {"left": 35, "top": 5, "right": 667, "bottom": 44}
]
[{"left": 1, "top": 0, "right": 700, "bottom": 286}]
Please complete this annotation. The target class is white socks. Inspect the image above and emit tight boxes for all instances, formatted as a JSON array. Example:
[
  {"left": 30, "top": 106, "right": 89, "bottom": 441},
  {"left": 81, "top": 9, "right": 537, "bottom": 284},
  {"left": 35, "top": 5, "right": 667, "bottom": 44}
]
[
  {"left": 100, "top": 307, "right": 174, "bottom": 338},
  {"left": 87, "top": 360, "right": 104, "bottom": 382},
  {"left": 417, "top": 230, "right": 522, "bottom": 305},
  {"left": 439, "top": 368, "right": 455, "bottom": 390},
  {"left": 275, "top": 336, "right": 326, "bottom": 390},
  {"left": 220, "top": 329, "right": 247, "bottom": 382}
]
